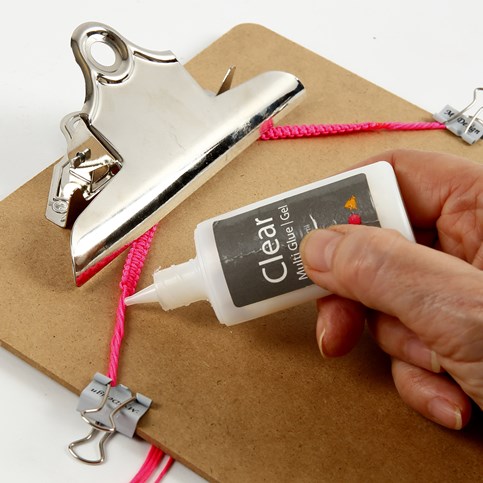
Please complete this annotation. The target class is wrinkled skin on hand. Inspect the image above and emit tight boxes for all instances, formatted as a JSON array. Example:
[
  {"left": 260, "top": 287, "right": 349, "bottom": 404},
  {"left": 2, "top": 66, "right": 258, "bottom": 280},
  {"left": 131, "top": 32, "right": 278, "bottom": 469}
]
[{"left": 300, "top": 150, "right": 483, "bottom": 430}]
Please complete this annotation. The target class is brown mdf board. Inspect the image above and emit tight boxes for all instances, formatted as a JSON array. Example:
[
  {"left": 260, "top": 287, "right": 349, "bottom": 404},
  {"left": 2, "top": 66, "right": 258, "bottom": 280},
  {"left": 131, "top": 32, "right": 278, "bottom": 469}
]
[{"left": 1, "top": 24, "right": 482, "bottom": 482}]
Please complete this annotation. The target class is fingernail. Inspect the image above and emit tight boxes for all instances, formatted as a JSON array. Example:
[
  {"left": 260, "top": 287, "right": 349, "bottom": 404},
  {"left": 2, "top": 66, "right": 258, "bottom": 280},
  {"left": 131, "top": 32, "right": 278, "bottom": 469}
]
[
  {"left": 405, "top": 338, "right": 435, "bottom": 372},
  {"left": 428, "top": 397, "right": 463, "bottom": 430},
  {"left": 431, "top": 351, "right": 441, "bottom": 373},
  {"left": 455, "top": 408, "right": 463, "bottom": 430},
  {"left": 318, "top": 328, "right": 327, "bottom": 358},
  {"left": 301, "top": 230, "right": 343, "bottom": 272}
]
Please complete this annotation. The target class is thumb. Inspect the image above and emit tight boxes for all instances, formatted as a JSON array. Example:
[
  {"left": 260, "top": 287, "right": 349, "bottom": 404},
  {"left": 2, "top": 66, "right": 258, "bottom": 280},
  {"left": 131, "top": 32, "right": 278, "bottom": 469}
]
[{"left": 300, "top": 225, "right": 483, "bottom": 354}]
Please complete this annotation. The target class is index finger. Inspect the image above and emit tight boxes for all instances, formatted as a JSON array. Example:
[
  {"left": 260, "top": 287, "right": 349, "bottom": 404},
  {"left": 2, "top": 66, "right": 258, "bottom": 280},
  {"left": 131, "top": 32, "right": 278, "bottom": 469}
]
[{"left": 353, "top": 149, "right": 481, "bottom": 227}]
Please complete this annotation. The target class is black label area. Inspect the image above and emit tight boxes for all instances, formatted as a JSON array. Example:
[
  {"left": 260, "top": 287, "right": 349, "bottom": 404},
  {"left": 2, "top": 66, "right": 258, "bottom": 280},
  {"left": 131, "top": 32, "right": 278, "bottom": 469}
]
[{"left": 213, "top": 174, "right": 380, "bottom": 307}]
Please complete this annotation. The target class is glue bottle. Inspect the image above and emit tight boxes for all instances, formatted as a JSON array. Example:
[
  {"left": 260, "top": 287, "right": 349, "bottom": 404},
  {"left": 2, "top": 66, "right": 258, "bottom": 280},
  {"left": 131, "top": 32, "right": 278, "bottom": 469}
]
[{"left": 125, "top": 162, "right": 414, "bottom": 325}]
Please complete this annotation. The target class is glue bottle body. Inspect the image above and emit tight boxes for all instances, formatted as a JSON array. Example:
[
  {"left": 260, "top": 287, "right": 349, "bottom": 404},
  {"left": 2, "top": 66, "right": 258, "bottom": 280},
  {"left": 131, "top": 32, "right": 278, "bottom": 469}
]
[{"left": 126, "top": 162, "right": 414, "bottom": 325}]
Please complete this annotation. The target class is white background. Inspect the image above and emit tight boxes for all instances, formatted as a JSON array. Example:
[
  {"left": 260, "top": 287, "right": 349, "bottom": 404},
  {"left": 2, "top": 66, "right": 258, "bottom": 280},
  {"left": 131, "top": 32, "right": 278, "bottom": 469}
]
[{"left": 1, "top": 1, "right": 481, "bottom": 481}]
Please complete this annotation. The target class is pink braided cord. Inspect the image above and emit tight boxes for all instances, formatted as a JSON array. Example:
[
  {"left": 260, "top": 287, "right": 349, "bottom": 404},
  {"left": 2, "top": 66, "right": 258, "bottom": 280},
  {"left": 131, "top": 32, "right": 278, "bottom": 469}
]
[
  {"left": 102, "top": 223, "right": 174, "bottom": 482},
  {"left": 129, "top": 445, "right": 175, "bottom": 483},
  {"left": 154, "top": 456, "right": 175, "bottom": 482},
  {"left": 131, "top": 446, "right": 164, "bottom": 483},
  {"left": 260, "top": 121, "right": 445, "bottom": 140},
  {"left": 107, "top": 225, "right": 158, "bottom": 385}
]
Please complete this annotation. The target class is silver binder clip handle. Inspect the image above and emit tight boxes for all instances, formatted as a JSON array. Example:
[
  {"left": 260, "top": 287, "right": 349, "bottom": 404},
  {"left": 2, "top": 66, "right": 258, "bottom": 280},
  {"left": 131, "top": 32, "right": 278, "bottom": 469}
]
[
  {"left": 444, "top": 87, "right": 483, "bottom": 124},
  {"left": 69, "top": 374, "right": 151, "bottom": 464},
  {"left": 68, "top": 427, "right": 113, "bottom": 465},
  {"left": 68, "top": 389, "right": 136, "bottom": 464},
  {"left": 433, "top": 87, "right": 483, "bottom": 144},
  {"left": 68, "top": 380, "right": 113, "bottom": 464}
]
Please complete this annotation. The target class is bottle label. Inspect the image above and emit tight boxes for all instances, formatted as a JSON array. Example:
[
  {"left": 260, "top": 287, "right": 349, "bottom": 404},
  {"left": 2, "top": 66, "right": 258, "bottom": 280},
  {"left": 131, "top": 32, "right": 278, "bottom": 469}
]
[{"left": 213, "top": 174, "right": 380, "bottom": 307}]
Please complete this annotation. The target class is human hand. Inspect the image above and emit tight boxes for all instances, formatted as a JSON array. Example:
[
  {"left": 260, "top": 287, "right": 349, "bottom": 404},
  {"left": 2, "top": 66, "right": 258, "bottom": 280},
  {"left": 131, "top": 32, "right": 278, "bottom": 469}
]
[{"left": 300, "top": 149, "right": 483, "bottom": 429}]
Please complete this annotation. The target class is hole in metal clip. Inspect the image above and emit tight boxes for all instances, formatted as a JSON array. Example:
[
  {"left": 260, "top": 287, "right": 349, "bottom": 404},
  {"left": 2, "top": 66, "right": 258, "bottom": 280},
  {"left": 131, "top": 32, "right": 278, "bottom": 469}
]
[{"left": 90, "top": 41, "right": 117, "bottom": 68}]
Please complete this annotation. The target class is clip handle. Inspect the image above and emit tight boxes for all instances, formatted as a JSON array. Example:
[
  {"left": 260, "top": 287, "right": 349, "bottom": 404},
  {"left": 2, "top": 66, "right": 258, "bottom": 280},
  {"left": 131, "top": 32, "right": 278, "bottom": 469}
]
[
  {"left": 68, "top": 427, "right": 113, "bottom": 465},
  {"left": 68, "top": 380, "right": 136, "bottom": 464}
]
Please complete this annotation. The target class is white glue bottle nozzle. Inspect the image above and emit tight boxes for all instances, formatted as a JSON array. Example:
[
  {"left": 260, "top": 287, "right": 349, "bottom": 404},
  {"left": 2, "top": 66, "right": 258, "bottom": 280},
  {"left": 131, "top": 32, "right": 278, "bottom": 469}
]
[
  {"left": 125, "top": 258, "right": 207, "bottom": 310},
  {"left": 125, "top": 284, "right": 158, "bottom": 305}
]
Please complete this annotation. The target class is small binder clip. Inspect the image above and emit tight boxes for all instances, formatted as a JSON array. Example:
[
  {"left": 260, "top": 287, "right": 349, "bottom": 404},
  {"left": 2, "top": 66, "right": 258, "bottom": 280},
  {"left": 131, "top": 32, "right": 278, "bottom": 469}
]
[
  {"left": 68, "top": 373, "right": 151, "bottom": 464},
  {"left": 45, "top": 22, "right": 305, "bottom": 286},
  {"left": 433, "top": 87, "right": 483, "bottom": 144}
]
